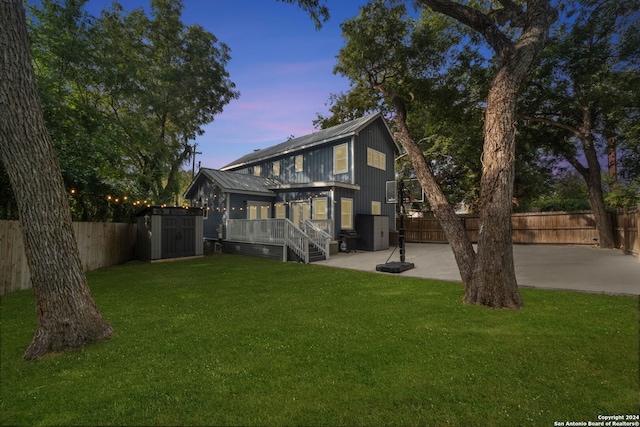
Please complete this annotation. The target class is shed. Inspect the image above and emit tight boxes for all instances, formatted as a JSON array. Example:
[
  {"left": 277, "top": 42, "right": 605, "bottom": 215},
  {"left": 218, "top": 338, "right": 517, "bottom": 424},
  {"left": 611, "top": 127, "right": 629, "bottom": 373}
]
[
  {"left": 356, "top": 214, "right": 389, "bottom": 251},
  {"left": 136, "top": 206, "right": 204, "bottom": 261}
]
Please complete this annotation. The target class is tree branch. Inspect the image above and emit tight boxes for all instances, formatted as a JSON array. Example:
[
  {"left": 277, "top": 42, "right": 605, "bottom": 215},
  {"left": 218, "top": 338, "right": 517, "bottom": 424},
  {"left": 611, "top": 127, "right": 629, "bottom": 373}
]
[
  {"left": 518, "top": 114, "right": 581, "bottom": 138},
  {"left": 416, "top": 0, "right": 513, "bottom": 56}
]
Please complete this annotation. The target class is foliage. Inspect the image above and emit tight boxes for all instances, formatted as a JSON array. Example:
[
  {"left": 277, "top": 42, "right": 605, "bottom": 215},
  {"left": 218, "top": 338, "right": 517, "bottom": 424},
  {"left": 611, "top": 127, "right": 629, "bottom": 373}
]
[
  {"left": 22, "top": 0, "right": 239, "bottom": 221},
  {"left": 520, "top": 0, "right": 640, "bottom": 211},
  {"left": 278, "top": 0, "right": 329, "bottom": 29},
  {"left": 531, "top": 170, "right": 590, "bottom": 212},
  {"left": 1, "top": 255, "right": 637, "bottom": 425},
  {"left": 323, "top": 1, "right": 555, "bottom": 212},
  {"left": 530, "top": 170, "right": 639, "bottom": 212},
  {"left": 603, "top": 175, "right": 640, "bottom": 208}
]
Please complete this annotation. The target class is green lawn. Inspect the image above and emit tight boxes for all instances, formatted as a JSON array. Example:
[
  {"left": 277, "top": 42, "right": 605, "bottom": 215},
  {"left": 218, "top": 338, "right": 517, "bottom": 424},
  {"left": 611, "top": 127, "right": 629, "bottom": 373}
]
[{"left": 1, "top": 254, "right": 637, "bottom": 426}]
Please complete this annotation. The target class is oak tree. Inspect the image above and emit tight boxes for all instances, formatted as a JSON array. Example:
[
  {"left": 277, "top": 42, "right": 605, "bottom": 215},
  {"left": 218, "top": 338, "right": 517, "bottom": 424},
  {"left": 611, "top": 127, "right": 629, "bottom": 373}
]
[
  {"left": 335, "top": 0, "right": 556, "bottom": 309},
  {"left": 0, "top": 0, "right": 113, "bottom": 360},
  {"left": 520, "top": 0, "right": 640, "bottom": 246}
]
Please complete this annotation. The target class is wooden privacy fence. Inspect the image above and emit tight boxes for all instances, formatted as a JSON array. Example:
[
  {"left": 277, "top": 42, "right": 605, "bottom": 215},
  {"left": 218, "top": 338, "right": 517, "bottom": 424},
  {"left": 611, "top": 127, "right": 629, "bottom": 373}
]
[
  {"left": 399, "top": 207, "right": 639, "bottom": 257},
  {"left": 0, "top": 221, "right": 137, "bottom": 296}
]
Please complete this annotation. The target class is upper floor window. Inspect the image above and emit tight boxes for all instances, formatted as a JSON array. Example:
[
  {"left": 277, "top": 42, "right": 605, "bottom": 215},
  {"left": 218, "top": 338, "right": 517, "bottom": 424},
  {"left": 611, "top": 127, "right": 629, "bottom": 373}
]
[
  {"left": 254, "top": 165, "right": 261, "bottom": 176},
  {"left": 273, "top": 161, "right": 280, "bottom": 176},
  {"left": 367, "top": 148, "right": 386, "bottom": 171},
  {"left": 334, "top": 143, "right": 348, "bottom": 174},
  {"left": 295, "top": 155, "right": 303, "bottom": 172}
]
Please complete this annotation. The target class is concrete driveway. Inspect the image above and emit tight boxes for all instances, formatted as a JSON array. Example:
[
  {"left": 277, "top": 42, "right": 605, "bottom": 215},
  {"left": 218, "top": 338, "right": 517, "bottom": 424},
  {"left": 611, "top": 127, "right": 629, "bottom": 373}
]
[{"left": 314, "top": 243, "right": 640, "bottom": 296}]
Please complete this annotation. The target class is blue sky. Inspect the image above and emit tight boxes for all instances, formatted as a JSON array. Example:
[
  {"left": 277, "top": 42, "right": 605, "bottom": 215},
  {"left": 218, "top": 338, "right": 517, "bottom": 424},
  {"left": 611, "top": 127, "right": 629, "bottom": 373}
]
[{"left": 84, "top": 0, "right": 367, "bottom": 169}]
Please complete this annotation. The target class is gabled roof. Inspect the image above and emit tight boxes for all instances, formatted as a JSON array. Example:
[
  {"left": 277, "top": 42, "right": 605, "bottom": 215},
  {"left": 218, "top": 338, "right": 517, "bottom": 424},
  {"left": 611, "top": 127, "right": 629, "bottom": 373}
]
[
  {"left": 221, "top": 112, "right": 397, "bottom": 170},
  {"left": 184, "top": 168, "right": 279, "bottom": 198}
]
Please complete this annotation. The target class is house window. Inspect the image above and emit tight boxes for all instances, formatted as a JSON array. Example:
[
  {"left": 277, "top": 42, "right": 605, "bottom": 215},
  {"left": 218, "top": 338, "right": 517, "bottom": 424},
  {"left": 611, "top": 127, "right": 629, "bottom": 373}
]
[
  {"left": 203, "top": 203, "right": 208, "bottom": 219},
  {"left": 295, "top": 155, "right": 303, "bottom": 172},
  {"left": 341, "top": 198, "right": 353, "bottom": 229},
  {"left": 254, "top": 165, "right": 261, "bottom": 176},
  {"left": 371, "top": 201, "right": 381, "bottom": 215},
  {"left": 313, "top": 197, "right": 328, "bottom": 220},
  {"left": 275, "top": 203, "right": 286, "bottom": 219},
  {"left": 247, "top": 201, "right": 269, "bottom": 219},
  {"left": 367, "top": 148, "right": 386, "bottom": 171},
  {"left": 273, "top": 161, "right": 280, "bottom": 176},
  {"left": 333, "top": 143, "right": 348, "bottom": 174}
]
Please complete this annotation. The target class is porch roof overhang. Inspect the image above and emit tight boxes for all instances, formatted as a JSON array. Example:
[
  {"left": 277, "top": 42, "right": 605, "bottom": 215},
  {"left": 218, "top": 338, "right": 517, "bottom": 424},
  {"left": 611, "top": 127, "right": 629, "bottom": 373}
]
[{"left": 184, "top": 168, "right": 280, "bottom": 199}]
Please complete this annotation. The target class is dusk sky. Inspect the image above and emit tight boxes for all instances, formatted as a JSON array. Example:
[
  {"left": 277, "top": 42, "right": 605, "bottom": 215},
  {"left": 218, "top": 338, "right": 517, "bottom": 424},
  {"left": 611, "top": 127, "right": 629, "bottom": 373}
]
[{"left": 84, "top": 0, "right": 369, "bottom": 170}]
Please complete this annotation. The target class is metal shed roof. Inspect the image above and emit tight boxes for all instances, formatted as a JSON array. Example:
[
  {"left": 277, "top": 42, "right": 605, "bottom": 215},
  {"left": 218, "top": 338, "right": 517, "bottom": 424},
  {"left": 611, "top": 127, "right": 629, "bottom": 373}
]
[
  {"left": 221, "top": 113, "right": 395, "bottom": 170},
  {"left": 187, "top": 168, "right": 280, "bottom": 197}
]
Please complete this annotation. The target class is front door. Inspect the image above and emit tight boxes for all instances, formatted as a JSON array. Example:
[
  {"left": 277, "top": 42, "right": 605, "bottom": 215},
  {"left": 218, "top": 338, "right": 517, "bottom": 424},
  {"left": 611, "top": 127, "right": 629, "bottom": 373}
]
[{"left": 290, "top": 201, "right": 310, "bottom": 227}]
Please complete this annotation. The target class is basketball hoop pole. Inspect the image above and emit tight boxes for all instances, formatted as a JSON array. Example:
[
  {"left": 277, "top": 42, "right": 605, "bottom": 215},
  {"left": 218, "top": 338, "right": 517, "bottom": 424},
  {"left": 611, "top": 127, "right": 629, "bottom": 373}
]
[
  {"left": 399, "top": 180, "right": 406, "bottom": 263},
  {"left": 376, "top": 179, "right": 414, "bottom": 273}
]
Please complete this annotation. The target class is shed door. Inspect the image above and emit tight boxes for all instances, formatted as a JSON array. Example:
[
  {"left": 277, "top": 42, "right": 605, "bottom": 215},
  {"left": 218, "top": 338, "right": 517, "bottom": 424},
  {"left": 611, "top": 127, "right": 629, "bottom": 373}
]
[{"left": 162, "top": 216, "right": 196, "bottom": 259}]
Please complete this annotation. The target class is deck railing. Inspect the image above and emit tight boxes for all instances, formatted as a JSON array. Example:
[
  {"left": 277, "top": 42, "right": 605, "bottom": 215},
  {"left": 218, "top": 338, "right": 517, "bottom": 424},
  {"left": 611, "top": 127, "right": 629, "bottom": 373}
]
[
  {"left": 227, "top": 218, "right": 332, "bottom": 263},
  {"left": 227, "top": 219, "right": 285, "bottom": 244},
  {"left": 308, "top": 219, "right": 334, "bottom": 238},
  {"left": 285, "top": 220, "right": 309, "bottom": 264}
]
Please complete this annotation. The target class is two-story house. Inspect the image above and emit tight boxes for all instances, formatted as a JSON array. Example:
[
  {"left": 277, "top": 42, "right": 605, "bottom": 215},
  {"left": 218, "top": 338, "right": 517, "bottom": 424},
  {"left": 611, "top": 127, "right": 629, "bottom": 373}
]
[{"left": 184, "top": 113, "right": 400, "bottom": 262}]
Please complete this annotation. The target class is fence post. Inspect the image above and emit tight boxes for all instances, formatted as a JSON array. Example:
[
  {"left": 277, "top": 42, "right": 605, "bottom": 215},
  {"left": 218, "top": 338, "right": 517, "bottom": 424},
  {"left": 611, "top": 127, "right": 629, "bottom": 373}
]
[{"left": 637, "top": 204, "right": 640, "bottom": 259}]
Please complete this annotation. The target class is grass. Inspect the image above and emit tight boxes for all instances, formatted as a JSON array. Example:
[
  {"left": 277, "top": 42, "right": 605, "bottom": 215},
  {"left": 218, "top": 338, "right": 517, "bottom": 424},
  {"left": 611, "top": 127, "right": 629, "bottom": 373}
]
[{"left": 0, "top": 254, "right": 638, "bottom": 426}]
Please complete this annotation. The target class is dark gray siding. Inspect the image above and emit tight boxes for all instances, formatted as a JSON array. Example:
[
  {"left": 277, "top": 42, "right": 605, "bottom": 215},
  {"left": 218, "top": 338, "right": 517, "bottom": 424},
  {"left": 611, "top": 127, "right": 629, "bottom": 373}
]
[
  {"left": 334, "top": 187, "right": 357, "bottom": 232},
  {"left": 231, "top": 137, "right": 354, "bottom": 184},
  {"left": 353, "top": 119, "right": 397, "bottom": 229}
]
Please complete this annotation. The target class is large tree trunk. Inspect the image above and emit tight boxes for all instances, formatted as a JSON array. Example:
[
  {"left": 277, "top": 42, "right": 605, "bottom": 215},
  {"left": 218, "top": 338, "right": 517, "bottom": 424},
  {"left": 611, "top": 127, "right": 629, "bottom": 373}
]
[
  {"left": 418, "top": 0, "right": 557, "bottom": 309},
  {"left": 465, "top": 62, "right": 522, "bottom": 308},
  {"left": 0, "top": 0, "right": 113, "bottom": 360}
]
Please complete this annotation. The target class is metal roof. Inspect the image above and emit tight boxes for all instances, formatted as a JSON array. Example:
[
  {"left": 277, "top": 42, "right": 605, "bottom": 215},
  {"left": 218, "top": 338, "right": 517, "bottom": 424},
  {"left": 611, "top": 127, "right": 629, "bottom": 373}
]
[
  {"left": 190, "top": 168, "right": 280, "bottom": 196},
  {"left": 221, "top": 113, "right": 393, "bottom": 170}
]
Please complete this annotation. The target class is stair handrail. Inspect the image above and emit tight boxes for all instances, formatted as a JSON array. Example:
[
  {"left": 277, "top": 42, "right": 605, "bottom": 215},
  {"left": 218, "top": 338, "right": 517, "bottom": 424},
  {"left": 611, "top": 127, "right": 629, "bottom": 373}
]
[
  {"left": 284, "top": 219, "right": 309, "bottom": 264},
  {"left": 302, "top": 220, "right": 331, "bottom": 260}
]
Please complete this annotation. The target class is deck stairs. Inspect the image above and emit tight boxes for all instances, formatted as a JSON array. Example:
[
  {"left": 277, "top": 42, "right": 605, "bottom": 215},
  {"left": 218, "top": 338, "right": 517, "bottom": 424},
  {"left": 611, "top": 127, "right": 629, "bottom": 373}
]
[{"left": 226, "top": 218, "right": 332, "bottom": 264}]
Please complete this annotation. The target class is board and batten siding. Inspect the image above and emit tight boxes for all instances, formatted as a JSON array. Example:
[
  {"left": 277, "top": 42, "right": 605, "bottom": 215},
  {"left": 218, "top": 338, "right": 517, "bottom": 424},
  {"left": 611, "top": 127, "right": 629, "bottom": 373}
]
[
  {"left": 235, "top": 137, "right": 355, "bottom": 185},
  {"left": 353, "top": 120, "right": 398, "bottom": 224}
]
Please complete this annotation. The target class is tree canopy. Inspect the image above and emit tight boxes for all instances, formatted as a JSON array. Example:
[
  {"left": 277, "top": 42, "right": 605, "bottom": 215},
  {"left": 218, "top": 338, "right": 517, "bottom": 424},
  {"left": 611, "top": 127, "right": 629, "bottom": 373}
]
[
  {"left": 8, "top": 0, "right": 240, "bottom": 221},
  {"left": 326, "top": 0, "right": 557, "bottom": 309},
  {"left": 519, "top": 0, "right": 640, "bottom": 246}
]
